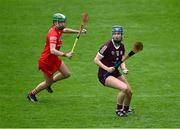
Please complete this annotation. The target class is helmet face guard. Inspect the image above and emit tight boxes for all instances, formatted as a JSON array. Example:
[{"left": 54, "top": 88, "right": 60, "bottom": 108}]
[
  {"left": 112, "top": 25, "right": 123, "bottom": 35},
  {"left": 57, "top": 22, "right": 66, "bottom": 30},
  {"left": 112, "top": 25, "right": 123, "bottom": 44}
]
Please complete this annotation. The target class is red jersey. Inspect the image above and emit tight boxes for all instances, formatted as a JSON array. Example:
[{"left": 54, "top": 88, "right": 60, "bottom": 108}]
[{"left": 38, "top": 26, "right": 63, "bottom": 76}]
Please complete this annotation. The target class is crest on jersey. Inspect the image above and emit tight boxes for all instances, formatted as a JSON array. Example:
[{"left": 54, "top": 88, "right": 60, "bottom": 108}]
[
  {"left": 111, "top": 51, "right": 115, "bottom": 55},
  {"left": 116, "top": 51, "right": 119, "bottom": 56}
]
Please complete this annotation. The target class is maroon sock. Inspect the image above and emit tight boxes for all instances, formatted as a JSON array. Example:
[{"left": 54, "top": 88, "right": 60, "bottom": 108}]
[
  {"left": 124, "top": 106, "right": 129, "bottom": 111},
  {"left": 117, "top": 104, "right": 123, "bottom": 111}
]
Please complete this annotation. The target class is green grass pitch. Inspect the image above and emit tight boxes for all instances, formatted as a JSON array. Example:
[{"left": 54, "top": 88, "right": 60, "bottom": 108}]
[{"left": 0, "top": 0, "right": 180, "bottom": 128}]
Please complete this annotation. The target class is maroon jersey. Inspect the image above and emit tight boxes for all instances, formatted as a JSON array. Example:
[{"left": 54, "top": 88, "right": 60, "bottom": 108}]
[{"left": 98, "top": 39, "right": 125, "bottom": 84}]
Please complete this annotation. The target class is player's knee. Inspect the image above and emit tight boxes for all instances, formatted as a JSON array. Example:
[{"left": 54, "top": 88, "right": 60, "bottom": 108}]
[
  {"left": 121, "top": 87, "right": 128, "bottom": 94},
  {"left": 121, "top": 87, "right": 132, "bottom": 96}
]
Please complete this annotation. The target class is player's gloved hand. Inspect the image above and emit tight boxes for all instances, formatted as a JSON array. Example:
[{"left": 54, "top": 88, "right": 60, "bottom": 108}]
[
  {"left": 82, "top": 29, "right": 87, "bottom": 34},
  {"left": 107, "top": 67, "right": 115, "bottom": 73},
  {"left": 122, "top": 68, "right": 128, "bottom": 75}
]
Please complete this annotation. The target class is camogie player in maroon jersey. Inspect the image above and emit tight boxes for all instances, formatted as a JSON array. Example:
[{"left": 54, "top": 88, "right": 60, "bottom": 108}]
[{"left": 94, "top": 25, "right": 133, "bottom": 117}]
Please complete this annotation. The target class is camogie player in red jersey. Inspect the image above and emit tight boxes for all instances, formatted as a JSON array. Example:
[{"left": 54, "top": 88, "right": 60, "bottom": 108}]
[
  {"left": 27, "top": 13, "right": 86, "bottom": 102},
  {"left": 94, "top": 26, "right": 133, "bottom": 117}
]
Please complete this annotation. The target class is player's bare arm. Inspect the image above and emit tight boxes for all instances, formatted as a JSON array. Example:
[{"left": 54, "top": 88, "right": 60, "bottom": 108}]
[
  {"left": 63, "top": 28, "right": 87, "bottom": 33},
  {"left": 94, "top": 52, "right": 115, "bottom": 73},
  {"left": 50, "top": 44, "right": 72, "bottom": 58}
]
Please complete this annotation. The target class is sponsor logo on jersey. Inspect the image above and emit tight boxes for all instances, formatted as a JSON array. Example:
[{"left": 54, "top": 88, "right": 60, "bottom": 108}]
[{"left": 116, "top": 51, "right": 119, "bottom": 56}]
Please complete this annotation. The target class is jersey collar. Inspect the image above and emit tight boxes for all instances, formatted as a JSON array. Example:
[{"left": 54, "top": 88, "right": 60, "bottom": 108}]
[{"left": 112, "top": 39, "right": 121, "bottom": 49}]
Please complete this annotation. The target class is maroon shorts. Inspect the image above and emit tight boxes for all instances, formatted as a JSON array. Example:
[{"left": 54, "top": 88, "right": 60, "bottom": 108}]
[
  {"left": 38, "top": 60, "right": 62, "bottom": 77},
  {"left": 98, "top": 70, "right": 121, "bottom": 86}
]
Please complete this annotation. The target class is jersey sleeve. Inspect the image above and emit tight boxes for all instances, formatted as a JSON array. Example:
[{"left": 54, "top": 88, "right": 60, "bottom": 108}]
[
  {"left": 48, "top": 30, "right": 58, "bottom": 44},
  {"left": 98, "top": 44, "right": 108, "bottom": 58},
  {"left": 49, "top": 36, "right": 57, "bottom": 44}
]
